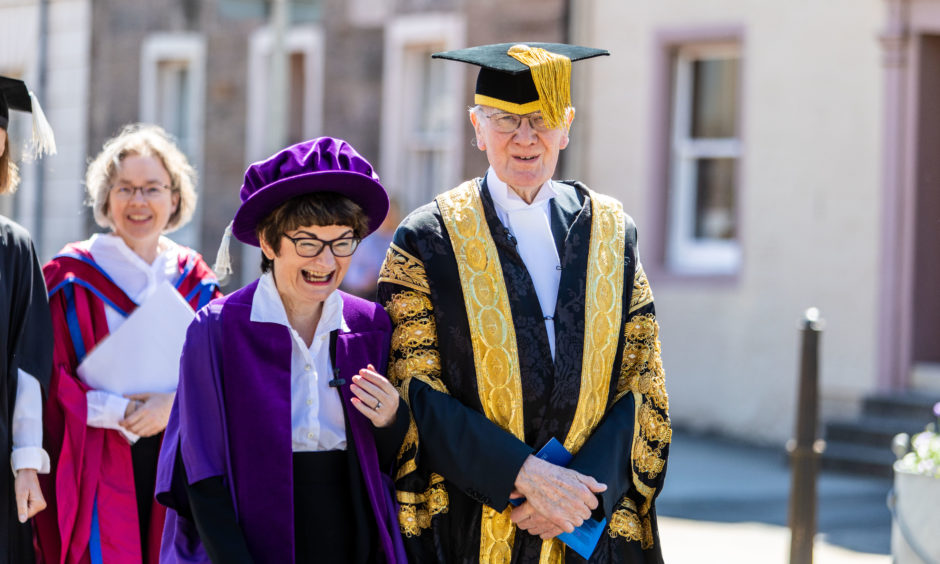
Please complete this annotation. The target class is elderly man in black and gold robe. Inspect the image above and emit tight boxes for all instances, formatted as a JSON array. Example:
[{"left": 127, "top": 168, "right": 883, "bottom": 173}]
[{"left": 377, "top": 43, "right": 670, "bottom": 564}]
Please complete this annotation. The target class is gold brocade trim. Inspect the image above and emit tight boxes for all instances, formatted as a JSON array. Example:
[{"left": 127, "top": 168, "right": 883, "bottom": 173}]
[
  {"left": 617, "top": 315, "right": 669, "bottom": 412},
  {"left": 616, "top": 305, "right": 670, "bottom": 520},
  {"left": 385, "top": 288, "right": 445, "bottom": 392},
  {"left": 437, "top": 180, "right": 524, "bottom": 564},
  {"left": 630, "top": 389, "right": 663, "bottom": 516},
  {"left": 384, "top": 281, "right": 453, "bottom": 530},
  {"left": 385, "top": 290, "right": 434, "bottom": 323},
  {"left": 398, "top": 474, "right": 449, "bottom": 537},
  {"left": 395, "top": 417, "right": 419, "bottom": 480},
  {"left": 608, "top": 498, "right": 655, "bottom": 548},
  {"left": 638, "top": 401, "right": 672, "bottom": 445},
  {"left": 379, "top": 242, "right": 430, "bottom": 294},
  {"left": 391, "top": 317, "right": 437, "bottom": 350},
  {"left": 634, "top": 431, "right": 667, "bottom": 476},
  {"left": 388, "top": 353, "right": 443, "bottom": 388},
  {"left": 629, "top": 263, "right": 654, "bottom": 314}
]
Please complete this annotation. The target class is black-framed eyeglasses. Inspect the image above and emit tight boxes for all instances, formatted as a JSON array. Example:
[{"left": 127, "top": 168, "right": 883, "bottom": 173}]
[
  {"left": 282, "top": 233, "right": 361, "bottom": 258},
  {"left": 110, "top": 184, "right": 171, "bottom": 201},
  {"left": 484, "top": 111, "right": 553, "bottom": 133}
]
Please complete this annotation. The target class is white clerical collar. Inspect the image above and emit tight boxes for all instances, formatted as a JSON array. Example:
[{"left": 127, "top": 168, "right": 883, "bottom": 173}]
[
  {"left": 485, "top": 168, "right": 557, "bottom": 212},
  {"left": 251, "top": 272, "right": 348, "bottom": 337}
]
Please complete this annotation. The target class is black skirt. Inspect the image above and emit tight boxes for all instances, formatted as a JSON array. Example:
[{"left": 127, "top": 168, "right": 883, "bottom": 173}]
[{"left": 293, "top": 450, "right": 356, "bottom": 563}]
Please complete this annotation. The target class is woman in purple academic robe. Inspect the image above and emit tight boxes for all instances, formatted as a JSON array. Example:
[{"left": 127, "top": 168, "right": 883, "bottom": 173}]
[{"left": 155, "top": 137, "right": 408, "bottom": 564}]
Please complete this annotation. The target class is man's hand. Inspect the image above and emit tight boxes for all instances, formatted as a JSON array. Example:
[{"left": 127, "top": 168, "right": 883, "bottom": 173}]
[
  {"left": 512, "top": 455, "right": 607, "bottom": 533},
  {"left": 120, "top": 392, "right": 174, "bottom": 437},
  {"left": 14, "top": 468, "right": 46, "bottom": 522},
  {"left": 511, "top": 499, "right": 565, "bottom": 539}
]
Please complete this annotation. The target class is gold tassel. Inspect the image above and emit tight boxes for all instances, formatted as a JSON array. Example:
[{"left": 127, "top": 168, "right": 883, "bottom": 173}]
[{"left": 507, "top": 44, "right": 571, "bottom": 129}]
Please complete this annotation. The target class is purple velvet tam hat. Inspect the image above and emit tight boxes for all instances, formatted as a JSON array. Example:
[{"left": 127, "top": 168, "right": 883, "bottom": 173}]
[{"left": 232, "top": 137, "right": 389, "bottom": 247}]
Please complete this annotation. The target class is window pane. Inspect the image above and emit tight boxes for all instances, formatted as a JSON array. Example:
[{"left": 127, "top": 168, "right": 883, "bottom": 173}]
[
  {"left": 694, "top": 158, "right": 736, "bottom": 240},
  {"left": 157, "top": 60, "right": 191, "bottom": 153},
  {"left": 417, "top": 50, "right": 449, "bottom": 135},
  {"left": 690, "top": 57, "right": 738, "bottom": 139}
]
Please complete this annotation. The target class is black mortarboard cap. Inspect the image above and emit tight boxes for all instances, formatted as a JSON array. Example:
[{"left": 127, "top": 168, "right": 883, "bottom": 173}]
[
  {"left": 0, "top": 75, "right": 56, "bottom": 157},
  {"left": 433, "top": 42, "right": 609, "bottom": 128},
  {"left": 0, "top": 76, "right": 32, "bottom": 130}
]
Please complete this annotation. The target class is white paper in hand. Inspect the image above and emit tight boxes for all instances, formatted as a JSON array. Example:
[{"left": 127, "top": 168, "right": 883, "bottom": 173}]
[{"left": 76, "top": 280, "right": 195, "bottom": 395}]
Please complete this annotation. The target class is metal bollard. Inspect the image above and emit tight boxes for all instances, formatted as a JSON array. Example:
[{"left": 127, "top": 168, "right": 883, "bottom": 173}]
[{"left": 788, "top": 307, "right": 825, "bottom": 564}]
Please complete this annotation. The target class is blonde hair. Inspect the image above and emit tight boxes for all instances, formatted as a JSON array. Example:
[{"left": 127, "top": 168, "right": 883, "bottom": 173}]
[
  {"left": 86, "top": 123, "right": 197, "bottom": 232},
  {"left": 0, "top": 135, "right": 20, "bottom": 195}
]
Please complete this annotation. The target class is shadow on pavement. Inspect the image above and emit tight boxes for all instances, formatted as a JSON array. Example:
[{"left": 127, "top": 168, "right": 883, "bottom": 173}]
[{"left": 656, "top": 429, "right": 892, "bottom": 556}]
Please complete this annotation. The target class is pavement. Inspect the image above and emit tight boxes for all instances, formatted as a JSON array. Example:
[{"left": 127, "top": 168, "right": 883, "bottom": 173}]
[{"left": 656, "top": 430, "right": 893, "bottom": 563}]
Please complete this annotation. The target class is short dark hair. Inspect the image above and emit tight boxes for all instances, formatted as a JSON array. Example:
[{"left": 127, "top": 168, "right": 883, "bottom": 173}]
[{"left": 256, "top": 191, "right": 369, "bottom": 273}]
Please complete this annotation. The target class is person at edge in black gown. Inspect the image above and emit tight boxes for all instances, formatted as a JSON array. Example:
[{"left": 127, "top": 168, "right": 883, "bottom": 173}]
[
  {"left": 377, "top": 43, "right": 671, "bottom": 563},
  {"left": 0, "top": 75, "right": 56, "bottom": 563}
]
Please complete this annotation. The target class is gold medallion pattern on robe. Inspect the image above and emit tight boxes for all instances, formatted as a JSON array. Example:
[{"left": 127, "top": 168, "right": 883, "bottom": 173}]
[{"left": 437, "top": 180, "right": 525, "bottom": 564}]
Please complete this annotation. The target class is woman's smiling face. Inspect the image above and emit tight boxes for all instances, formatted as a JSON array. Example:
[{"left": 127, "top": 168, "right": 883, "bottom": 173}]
[
  {"left": 106, "top": 154, "right": 179, "bottom": 255},
  {"left": 261, "top": 224, "right": 355, "bottom": 310}
]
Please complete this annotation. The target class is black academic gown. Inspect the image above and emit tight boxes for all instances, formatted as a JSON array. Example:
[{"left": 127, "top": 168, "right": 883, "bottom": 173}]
[
  {"left": 377, "top": 179, "right": 670, "bottom": 563},
  {"left": 0, "top": 216, "right": 53, "bottom": 563}
]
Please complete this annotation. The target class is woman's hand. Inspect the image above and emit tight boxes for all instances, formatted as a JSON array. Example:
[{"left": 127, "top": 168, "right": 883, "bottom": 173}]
[
  {"left": 350, "top": 364, "right": 399, "bottom": 428},
  {"left": 14, "top": 469, "right": 46, "bottom": 522},
  {"left": 120, "top": 391, "right": 175, "bottom": 437}
]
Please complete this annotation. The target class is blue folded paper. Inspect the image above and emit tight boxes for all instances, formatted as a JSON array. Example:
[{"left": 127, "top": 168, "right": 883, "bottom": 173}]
[{"left": 508, "top": 437, "right": 606, "bottom": 559}]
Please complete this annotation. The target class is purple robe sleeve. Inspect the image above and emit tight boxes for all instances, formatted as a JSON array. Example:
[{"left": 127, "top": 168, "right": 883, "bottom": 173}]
[
  {"left": 178, "top": 304, "right": 230, "bottom": 485},
  {"left": 156, "top": 304, "right": 230, "bottom": 563}
]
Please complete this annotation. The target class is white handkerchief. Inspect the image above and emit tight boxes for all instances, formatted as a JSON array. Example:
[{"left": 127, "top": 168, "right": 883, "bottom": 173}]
[{"left": 76, "top": 281, "right": 195, "bottom": 395}]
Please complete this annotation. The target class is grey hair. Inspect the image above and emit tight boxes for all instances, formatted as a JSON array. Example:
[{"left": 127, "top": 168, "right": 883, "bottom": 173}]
[{"left": 86, "top": 123, "right": 197, "bottom": 232}]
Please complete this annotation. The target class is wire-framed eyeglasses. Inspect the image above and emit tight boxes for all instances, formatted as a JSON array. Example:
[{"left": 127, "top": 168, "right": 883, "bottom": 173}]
[
  {"left": 110, "top": 184, "right": 171, "bottom": 200},
  {"left": 484, "top": 111, "right": 553, "bottom": 133},
  {"left": 282, "top": 233, "right": 361, "bottom": 258}
]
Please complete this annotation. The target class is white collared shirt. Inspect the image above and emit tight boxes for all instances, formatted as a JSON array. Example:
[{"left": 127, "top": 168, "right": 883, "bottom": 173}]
[
  {"left": 251, "top": 272, "right": 348, "bottom": 452},
  {"left": 485, "top": 168, "right": 562, "bottom": 359}
]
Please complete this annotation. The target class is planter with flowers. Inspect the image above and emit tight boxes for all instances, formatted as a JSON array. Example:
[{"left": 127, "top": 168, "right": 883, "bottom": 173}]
[{"left": 890, "top": 401, "right": 940, "bottom": 564}]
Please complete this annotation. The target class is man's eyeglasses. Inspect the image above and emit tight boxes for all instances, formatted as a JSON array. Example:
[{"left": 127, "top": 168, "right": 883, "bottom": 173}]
[
  {"left": 282, "top": 234, "right": 361, "bottom": 258},
  {"left": 111, "top": 184, "right": 171, "bottom": 201},
  {"left": 484, "top": 111, "right": 554, "bottom": 133}
]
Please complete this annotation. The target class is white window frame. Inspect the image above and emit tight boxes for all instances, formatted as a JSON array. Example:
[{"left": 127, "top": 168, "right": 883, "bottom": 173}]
[
  {"left": 667, "top": 42, "right": 742, "bottom": 275},
  {"left": 140, "top": 33, "right": 207, "bottom": 250},
  {"left": 381, "top": 13, "right": 465, "bottom": 212}
]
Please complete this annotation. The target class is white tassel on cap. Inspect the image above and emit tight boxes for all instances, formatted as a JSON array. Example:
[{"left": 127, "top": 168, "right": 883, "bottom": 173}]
[
  {"left": 213, "top": 221, "right": 234, "bottom": 285},
  {"left": 27, "top": 91, "right": 56, "bottom": 159}
]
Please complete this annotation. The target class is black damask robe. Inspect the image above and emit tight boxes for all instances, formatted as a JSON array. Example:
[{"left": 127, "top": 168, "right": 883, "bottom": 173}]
[{"left": 377, "top": 178, "right": 670, "bottom": 563}]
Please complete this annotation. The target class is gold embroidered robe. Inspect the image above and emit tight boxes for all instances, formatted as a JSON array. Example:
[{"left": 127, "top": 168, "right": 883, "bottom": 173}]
[{"left": 378, "top": 178, "right": 670, "bottom": 564}]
